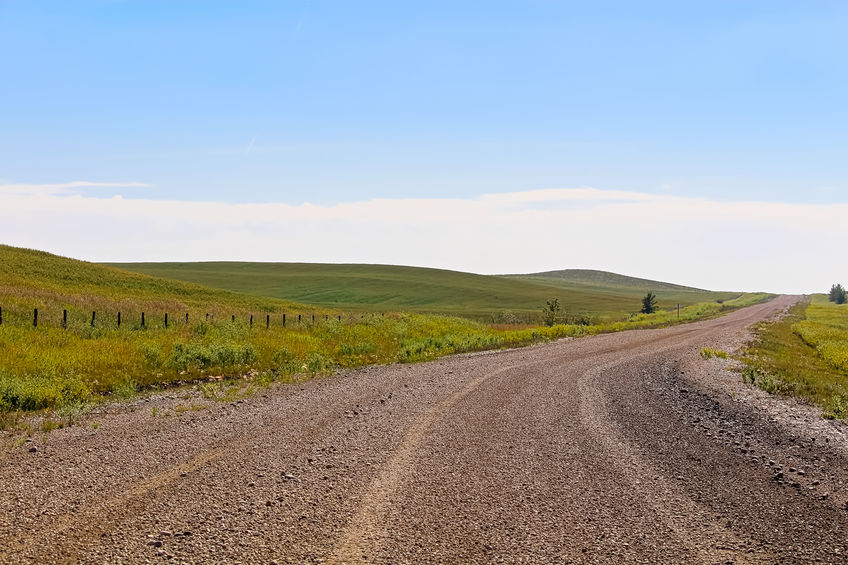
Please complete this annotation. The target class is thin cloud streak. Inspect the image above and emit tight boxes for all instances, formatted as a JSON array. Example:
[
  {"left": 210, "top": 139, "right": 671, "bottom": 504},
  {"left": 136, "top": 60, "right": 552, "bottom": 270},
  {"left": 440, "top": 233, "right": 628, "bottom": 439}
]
[
  {"left": 0, "top": 181, "right": 149, "bottom": 196},
  {"left": 1, "top": 184, "right": 844, "bottom": 294}
]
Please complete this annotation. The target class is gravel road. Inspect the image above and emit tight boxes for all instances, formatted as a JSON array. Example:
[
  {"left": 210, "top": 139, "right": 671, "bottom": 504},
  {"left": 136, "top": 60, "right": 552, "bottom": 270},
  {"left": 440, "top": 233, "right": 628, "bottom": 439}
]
[{"left": 2, "top": 294, "right": 848, "bottom": 564}]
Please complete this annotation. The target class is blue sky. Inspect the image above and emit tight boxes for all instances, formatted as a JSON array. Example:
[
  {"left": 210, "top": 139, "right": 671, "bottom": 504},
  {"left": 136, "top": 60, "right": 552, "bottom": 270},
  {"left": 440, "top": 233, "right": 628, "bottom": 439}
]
[
  {"left": 1, "top": 2, "right": 847, "bottom": 291},
  {"left": 2, "top": 0, "right": 847, "bottom": 205}
]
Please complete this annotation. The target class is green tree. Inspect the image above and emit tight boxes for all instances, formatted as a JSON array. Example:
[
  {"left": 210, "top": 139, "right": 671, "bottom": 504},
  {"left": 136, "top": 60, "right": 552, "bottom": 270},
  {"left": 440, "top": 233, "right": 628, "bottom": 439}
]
[
  {"left": 641, "top": 292, "right": 658, "bottom": 314},
  {"left": 542, "top": 298, "right": 561, "bottom": 327},
  {"left": 829, "top": 284, "right": 846, "bottom": 304},
  {"left": 830, "top": 283, "right": 847, "bottom": 305}
]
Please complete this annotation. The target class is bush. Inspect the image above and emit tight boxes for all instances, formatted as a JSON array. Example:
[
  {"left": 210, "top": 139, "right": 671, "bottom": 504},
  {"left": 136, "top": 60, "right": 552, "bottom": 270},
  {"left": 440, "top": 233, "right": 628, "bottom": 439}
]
[
  {"left": 0, "top": 374, "right": 91, "bottom": 412},
  {"left": 541, "top": 298, "right": 560, "bottom": 327},
  {"left": 169, "top": 342, "right": 258, "bottom": 372}
]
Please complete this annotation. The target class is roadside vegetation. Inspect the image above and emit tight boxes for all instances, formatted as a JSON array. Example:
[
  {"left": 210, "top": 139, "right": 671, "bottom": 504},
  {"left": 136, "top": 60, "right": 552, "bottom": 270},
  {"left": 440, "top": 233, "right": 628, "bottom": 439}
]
[
  {"left": 0, "top": 245, "right": 772, "bottom": 416},
  {"left": 741, "top": 293, "right": 848, "bottom": 419}
]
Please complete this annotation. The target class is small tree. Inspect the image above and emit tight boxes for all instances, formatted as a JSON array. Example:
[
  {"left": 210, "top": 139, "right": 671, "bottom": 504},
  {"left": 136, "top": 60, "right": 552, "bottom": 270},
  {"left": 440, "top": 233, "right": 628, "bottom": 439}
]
[
  {"left": 542, "top": 298, "right": 561, "bottom": 327},
  {"left": 829, "top": 284, "right": 847, "bottom": 304},
  {"left": 641, "top": 292, "right": 658, "bottom": 314},
  {"left": 831, "top": 283, "right": 847, "bottom": 305}
]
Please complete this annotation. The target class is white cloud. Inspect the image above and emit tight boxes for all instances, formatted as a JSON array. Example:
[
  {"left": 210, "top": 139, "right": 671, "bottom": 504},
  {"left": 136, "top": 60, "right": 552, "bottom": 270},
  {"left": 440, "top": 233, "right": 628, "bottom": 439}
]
[{"left": 0, "top": 183, "right": 844, "bottom": 293}]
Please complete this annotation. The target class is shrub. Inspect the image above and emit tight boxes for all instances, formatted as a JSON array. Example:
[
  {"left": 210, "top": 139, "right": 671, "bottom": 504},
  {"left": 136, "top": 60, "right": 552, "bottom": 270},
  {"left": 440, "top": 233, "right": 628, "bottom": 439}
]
[
  {"left": 306, "top": 352, "right": 331, "bottom": 374},
  {"left": 169, "top": 342, "right": 257, "bottom": 372},
  {"left": 541, "top": 298, "right": 560, "bottom": 327},
  {"left": 112, "top": 379, "right": 138, "bottom": 400}
]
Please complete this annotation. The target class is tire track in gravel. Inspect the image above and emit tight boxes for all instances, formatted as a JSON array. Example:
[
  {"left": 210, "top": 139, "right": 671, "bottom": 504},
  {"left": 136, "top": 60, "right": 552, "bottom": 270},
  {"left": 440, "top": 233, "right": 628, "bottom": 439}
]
[
  {"left": 575, "top": 345, "right": 772, "bottom": 564},
  {"left": 325, "top": 329, "right": 727, "bottom": 565},
  {"left": 325, "top": 362, "right": 522, "bottom": 565},
  {"left": 14, "top": 388, "right": 376, "bottom": 563}
]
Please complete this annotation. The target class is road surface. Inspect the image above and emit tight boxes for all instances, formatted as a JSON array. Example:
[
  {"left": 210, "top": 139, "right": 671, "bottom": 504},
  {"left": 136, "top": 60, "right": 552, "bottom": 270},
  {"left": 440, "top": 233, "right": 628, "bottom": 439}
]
[{"left": 2, "top": 295, "right": 847, "bottom": 564}]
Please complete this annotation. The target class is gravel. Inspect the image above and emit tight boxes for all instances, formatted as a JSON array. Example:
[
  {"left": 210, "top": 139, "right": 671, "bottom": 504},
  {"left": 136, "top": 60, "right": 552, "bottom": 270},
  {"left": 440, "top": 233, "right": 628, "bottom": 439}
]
[{"left": 1, "top": 295, "right": 846, "bottom": 564}]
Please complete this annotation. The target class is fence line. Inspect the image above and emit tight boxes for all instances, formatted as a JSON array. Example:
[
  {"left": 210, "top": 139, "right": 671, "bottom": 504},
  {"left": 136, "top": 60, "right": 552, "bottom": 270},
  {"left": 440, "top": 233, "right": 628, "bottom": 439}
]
[{"left": 0, "top": 306, "right": 359, "bottom": 331}]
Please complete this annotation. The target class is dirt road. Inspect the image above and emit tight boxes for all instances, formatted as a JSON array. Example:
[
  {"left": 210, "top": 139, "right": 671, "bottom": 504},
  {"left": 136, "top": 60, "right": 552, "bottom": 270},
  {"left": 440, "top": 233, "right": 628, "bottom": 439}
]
[{"left": 2, "top": 295, "right": 848, "bottom": 564}]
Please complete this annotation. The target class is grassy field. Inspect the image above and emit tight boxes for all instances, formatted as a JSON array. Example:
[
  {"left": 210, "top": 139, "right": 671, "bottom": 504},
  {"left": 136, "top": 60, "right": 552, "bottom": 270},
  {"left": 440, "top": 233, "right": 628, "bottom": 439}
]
[
  {"left": 108, "top": 261, "right": 741, "bottom": 321},
  {"left": 0, "top": 245, "right": 771, "bottom": 416},
  {"left": 741, "top": 295, "right": 848, "bottom": 419}
]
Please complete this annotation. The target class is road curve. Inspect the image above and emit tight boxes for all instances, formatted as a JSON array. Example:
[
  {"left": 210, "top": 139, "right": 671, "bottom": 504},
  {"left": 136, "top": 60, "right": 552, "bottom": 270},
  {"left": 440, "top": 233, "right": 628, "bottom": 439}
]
[{"left": 2, "top": 295, "right": 848, "bottom": 564}]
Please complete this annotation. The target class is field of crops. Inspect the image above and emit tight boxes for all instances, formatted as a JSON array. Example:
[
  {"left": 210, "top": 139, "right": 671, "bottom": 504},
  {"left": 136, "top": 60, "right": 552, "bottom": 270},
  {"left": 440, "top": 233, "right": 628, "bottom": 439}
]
[{"left": 0, "top": 245, "right": 770, "bottom": 415}]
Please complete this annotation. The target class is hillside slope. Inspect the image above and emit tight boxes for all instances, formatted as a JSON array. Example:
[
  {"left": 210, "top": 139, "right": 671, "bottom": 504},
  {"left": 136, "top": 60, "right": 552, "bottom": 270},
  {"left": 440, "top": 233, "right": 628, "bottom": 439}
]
[
  {"left": 110, "top": 261, "right": 739, "bottom": 320},
  {"left": 0, "top": 245, "right": 310, "bottom": 328}
]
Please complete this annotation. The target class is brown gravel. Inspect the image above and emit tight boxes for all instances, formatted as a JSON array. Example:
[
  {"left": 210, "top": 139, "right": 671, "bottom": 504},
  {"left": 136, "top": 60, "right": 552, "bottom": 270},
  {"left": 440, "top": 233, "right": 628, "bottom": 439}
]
[{"left": 2, "top": 294, "right": 847, "bottom": 564}]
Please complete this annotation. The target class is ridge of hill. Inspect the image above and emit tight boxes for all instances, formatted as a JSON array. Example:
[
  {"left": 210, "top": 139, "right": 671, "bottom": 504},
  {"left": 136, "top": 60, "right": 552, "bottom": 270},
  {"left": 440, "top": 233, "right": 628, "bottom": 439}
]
[{"left": 504, "top": 269, "right": 704, "bottom": 291}]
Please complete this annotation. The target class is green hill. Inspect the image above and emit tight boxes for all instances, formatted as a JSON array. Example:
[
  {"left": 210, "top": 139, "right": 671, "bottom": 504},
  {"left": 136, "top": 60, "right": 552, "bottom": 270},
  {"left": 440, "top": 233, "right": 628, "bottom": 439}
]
[
  {"left": 0, "top": 245, "right": 313, "bottom": 328},
  {"left": 108, "top": 261, "right": 740, "bottom": 321},
  {"left": 506, "top": 269, "right": 703, "bottom": 291}
]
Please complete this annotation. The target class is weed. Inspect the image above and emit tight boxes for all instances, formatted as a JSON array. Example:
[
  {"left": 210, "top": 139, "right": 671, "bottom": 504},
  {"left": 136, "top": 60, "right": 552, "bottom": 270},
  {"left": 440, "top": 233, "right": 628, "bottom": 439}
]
[
  {"left": 700, "top": 348, "right": 728, "bottom": 359},
  {"left": 175, "top": 403, "right": 207, "bottom": 413},
  {"left": 55, "top": 401, "right": 90, "bottom": 426},
  {"left": 112, "top": 379, "right": 138, "bottom": 400},
  {"left": 41, "top": 419, "right": 61, "bottom": 433},
  {"left": 151, "top": 406, "right": 159, "bottom": 417}
]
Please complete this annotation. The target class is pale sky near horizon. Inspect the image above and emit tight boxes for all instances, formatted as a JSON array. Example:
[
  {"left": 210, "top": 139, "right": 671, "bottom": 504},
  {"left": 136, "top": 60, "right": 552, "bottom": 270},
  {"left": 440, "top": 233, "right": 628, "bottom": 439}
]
[{"left": 1, "top": 1, "right": 846, "bottom": 293}]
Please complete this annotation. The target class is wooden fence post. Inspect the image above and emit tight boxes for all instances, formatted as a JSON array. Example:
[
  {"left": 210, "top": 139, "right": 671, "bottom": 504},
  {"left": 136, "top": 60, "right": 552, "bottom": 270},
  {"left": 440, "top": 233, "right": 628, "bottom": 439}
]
[
  {"left": 91, "top": 311, "right": 96, "bottom": 327},
  {"left": 250, "top": 315, "right": 253, "bottom": 328},
  {"left": 338, "top": 315, "right": 341, "bottom": 322},
  {"left": 117, "top": 311, "right": 121, "bottom": 328},
  {"left": 266, "top": 314, "right": 270, "bottom": 329},
  {"left": 141, "top": 312, "right": 145, "bottom": 328},
  {"left": 232, "top": 315, "right": 235, "bottom": 323},
  {"left": 0, "top": 306, "right": 2, "bottom": 325},
  {"left": 312, "top": 314, "right": 315, "bottom": 324},
  {"left": 33, "top": 308, "right": 38, "bottom": 327},
  {"left": 63, "top": 309, "right": 67, "bottom": 329},
  {"left": 165, "top": 313, "right": 168, "bottom": 328},
  {"left": 185, "top": 312, "right": 189, "bottom": 324},
  {"left": 283, "top": 313, "right": 286, "bottom": 327},
  {"left": 298, "top": 314, "right": 301, "bottom": 324}
]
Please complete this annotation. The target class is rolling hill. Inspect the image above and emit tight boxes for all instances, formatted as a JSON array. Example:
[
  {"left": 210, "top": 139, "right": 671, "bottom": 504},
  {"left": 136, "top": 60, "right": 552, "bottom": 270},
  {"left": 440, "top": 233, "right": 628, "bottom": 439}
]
[
  {"left": 108, "top": 261, "right": 740, "bottom": 321},
  {"left": 0, "top": 244, "right": 769, "bottom": 411}
]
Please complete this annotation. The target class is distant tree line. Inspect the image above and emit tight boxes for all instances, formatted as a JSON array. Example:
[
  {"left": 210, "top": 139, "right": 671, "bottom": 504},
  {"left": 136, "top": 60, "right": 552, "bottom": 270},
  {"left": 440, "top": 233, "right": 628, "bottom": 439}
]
[{"left": 829, "top": 283, "right": 847, "bottom": 305}]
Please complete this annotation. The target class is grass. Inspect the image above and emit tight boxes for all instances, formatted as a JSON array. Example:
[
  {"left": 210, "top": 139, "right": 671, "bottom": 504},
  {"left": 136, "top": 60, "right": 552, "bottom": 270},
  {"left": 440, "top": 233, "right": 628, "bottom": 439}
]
[
  {"left": 0, "top": 244, "right": 771, "bottom": 415},
  {"left": 700, "top": 347, "right": 728, "bottom": 359},
  {"left": 740, "top": 295, "right": 848, "bottom": 419},
  {"left": 107, "top": 261, "right": 743, "bottom": 322}
]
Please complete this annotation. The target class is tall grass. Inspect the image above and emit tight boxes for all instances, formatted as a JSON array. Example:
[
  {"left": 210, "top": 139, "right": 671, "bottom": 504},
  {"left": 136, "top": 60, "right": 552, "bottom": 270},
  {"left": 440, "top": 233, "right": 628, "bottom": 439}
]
[
  {"left": 0, "top": 294, "right": 772, "bottom": 413},
  {"left": 741, "top": 295, "right": 848, "bottom": 419},
  {"left": 792, "top": 296, "right": 848, "bottom": 372}
]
